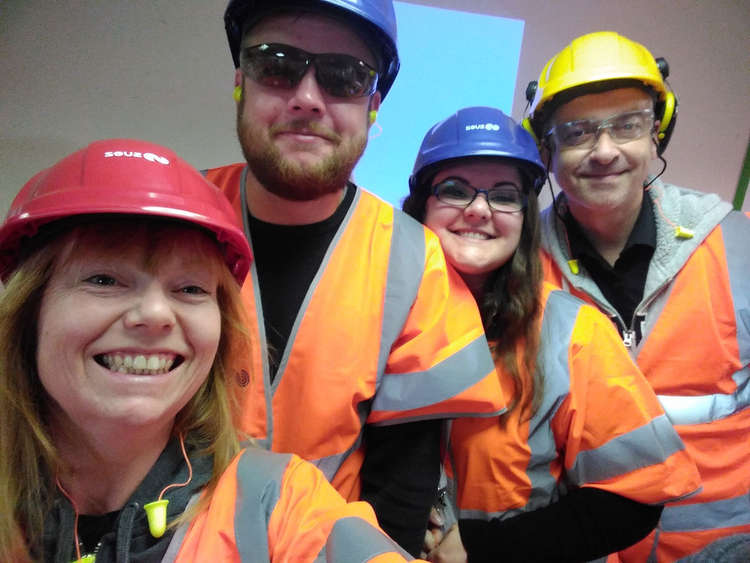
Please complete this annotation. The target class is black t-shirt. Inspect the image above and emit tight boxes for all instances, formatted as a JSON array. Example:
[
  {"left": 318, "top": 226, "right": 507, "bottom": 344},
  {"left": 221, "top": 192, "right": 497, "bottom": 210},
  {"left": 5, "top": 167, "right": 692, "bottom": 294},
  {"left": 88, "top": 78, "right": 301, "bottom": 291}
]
[
  {"left": 248, "top": 183, "right": 355, "bottom": 379},
  {"left": 77, "top": 511, "right": 119, "bottom": 555}
]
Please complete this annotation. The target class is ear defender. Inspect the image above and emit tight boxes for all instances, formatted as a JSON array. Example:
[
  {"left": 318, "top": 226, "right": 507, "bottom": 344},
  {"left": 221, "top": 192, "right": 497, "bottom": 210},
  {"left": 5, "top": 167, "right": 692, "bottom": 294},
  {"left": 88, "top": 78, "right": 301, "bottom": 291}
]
[
  {"left": 522, "top": 81, "right": 542, "bottom": 147},
  {"left": 657, "top": 90, "right": 676, "bottom": 141},
  {"left": 233, "top": 85, "right": 242, "bottom": 102},
  {"left": 368, "top": 110, "right": 378, "bottom": 124},
  {"left": 521, "top": 117, "right": 540, "bottom": 145},
  {"left": 653, "top": 57, "right": 678, "bottom": 155}
]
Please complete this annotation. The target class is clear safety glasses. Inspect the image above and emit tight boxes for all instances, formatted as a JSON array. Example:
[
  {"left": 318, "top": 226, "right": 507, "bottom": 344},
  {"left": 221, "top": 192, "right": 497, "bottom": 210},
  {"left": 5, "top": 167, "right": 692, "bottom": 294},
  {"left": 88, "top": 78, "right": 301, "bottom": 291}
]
[
  {"left": 239, "top": 42, "right": 379, "bottom": 98},
  {"left": 546, "top": 108, "right": 655, "bottom": 149},
  {"left": 432, "top": 178, "right": 527, "bottom": 213}
]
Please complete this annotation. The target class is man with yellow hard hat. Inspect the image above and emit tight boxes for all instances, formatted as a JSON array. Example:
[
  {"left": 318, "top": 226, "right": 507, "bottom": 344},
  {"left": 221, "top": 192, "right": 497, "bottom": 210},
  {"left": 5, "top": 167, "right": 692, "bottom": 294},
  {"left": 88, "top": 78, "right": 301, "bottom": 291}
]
[{"left": 525, "top": 31, "right": 750, "bottom": 562}]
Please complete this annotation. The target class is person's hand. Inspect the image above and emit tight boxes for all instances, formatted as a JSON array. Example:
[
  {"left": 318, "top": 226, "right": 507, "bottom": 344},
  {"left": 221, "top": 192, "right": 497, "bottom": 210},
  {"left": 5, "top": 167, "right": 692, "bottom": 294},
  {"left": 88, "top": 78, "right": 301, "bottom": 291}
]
[
  {"left": 426, "top": 523, "right": 467, "bottom": 563},
  {"left": 420, "top": 506, "right": 446, "bottom": 558}
]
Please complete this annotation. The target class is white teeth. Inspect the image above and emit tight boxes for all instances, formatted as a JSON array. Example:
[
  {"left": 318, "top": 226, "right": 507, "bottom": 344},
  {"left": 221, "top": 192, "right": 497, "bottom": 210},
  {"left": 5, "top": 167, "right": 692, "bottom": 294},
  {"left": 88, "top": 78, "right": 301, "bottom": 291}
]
[
  {"left": 457, "top": 231, "right": 489, "bottom": 240},
  {"left": 100, "top": 353, "right": 174, "bottom": 375}
]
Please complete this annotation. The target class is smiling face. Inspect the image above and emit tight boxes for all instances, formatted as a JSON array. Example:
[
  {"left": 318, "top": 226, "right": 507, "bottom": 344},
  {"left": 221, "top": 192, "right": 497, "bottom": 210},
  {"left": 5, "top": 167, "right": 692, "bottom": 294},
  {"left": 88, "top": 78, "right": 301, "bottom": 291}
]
[
  {"left": 424, "top": 160, "right": 525, "bottom": 295},
  {"left": 548, "top": 87, "right": 657, "bottom": 221},
  {"left": 36, "top": 226, "right": 223, "bottom": 434},
  {"left": 236, "top": 12, "right": 380, "bottom": 201}
]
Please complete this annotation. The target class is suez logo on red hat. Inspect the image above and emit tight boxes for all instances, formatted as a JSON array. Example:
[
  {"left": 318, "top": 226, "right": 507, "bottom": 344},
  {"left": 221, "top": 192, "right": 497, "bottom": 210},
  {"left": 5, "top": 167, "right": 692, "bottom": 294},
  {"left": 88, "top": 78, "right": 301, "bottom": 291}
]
[
  {"left": 465, "top": 122, "right": 501, "bottom": 132},
  {"left": 103, "top": 150, "right": 170, "bottom": 165}
]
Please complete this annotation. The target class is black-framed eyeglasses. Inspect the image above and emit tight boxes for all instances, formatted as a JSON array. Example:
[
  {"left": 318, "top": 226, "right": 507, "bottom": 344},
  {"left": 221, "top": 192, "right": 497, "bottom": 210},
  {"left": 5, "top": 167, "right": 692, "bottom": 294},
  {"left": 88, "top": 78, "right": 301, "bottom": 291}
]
[
  {"left": 239, "top": 42, "right": 379, "bottom": 98},
  {"left": 545, "top": 108, "right": 655, "bottom": 149},
  {"left": 432, "top": 178, "right": 527, "bottom": 213}
]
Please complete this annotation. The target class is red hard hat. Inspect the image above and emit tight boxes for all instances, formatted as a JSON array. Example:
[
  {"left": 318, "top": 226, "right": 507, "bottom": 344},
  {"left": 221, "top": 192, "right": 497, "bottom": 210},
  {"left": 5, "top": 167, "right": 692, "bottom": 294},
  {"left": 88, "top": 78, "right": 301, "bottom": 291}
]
[{"left": 0, "top": 139, "right": 252, "bottom": 283}]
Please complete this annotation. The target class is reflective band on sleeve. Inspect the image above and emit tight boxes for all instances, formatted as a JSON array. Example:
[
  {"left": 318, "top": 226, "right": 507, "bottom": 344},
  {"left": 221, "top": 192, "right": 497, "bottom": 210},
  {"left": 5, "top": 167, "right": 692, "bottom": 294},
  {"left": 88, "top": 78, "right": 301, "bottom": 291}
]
[
  {"left": 660, "top": 491, "right": 750, "bottom": 532},
  {"left": 234, "top": 450, "right": 290, "bottom": 562},
  {"left": 721, "top": 211, "right": 750, "bottom": 365},
  {"left": 658, "top": 366, "right": 750, "bottom": 426},
  {"left": 569, "top": 414, "right": 684, "bottom": 483},
  {"left": 522, "top": 290, "right": 578, "bottom": 512},
  {"left": 372, "top": 335, "right": 496, "bottom": 413},
  {"left": 324, "top": 516, "right": 411, "bottom": 562}
]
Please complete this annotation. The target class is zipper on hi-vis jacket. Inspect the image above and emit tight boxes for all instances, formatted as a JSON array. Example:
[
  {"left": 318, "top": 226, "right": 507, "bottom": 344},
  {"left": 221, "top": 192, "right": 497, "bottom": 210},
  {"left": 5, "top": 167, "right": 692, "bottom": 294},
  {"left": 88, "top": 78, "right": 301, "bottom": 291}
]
[
  {"left": 613, "top": 313, "right": 645, "bottom": 349},
  {"left": 622, "top": 329, "right": 637, "bottom": 349}
]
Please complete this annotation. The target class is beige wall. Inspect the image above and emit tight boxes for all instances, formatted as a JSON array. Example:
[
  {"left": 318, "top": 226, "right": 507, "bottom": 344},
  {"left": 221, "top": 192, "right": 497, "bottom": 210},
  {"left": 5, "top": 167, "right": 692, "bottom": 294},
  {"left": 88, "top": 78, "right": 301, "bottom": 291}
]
[{"left": 2, "top": 0, "right": 748, "bottom": 217}]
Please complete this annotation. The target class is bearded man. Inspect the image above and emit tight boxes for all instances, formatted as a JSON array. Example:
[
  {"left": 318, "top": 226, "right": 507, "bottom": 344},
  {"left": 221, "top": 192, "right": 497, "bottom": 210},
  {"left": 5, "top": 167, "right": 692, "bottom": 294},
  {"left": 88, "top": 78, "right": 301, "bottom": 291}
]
[{"left": 203, "top": 1, "right": 506, "bottom": 555}]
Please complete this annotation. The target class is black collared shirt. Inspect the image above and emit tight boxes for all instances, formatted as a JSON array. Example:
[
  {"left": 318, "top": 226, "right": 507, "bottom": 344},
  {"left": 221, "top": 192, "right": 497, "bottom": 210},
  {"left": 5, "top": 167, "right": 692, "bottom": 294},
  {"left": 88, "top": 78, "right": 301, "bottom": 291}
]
[{"left": 564, "top": 195, "right": 656, "bottom": 330}]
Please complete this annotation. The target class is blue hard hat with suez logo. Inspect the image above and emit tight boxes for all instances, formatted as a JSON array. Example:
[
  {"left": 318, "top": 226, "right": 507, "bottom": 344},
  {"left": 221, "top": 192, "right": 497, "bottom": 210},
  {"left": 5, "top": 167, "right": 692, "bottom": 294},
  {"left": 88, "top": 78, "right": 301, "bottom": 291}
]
[{"left": 411, "top": 106, "right": 546, "bottom": 194}]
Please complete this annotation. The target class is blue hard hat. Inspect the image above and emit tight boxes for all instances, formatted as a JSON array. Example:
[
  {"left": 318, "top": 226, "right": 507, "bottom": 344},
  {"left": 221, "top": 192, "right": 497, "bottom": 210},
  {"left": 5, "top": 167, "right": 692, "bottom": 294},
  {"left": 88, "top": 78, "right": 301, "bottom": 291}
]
[
  {"left": 224, "top": 0, "right": 400, "bottom": 100},
  {"left": 410, "top": 106, "right": 546, "bottom": 194}
]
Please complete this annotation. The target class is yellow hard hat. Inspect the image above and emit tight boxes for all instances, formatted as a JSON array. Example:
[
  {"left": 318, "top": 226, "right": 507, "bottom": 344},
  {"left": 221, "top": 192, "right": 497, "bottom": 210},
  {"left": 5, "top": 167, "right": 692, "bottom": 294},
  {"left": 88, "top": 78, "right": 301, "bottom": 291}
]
[{"left": 522, "top": 31, "right": 677, "bottom": 153}]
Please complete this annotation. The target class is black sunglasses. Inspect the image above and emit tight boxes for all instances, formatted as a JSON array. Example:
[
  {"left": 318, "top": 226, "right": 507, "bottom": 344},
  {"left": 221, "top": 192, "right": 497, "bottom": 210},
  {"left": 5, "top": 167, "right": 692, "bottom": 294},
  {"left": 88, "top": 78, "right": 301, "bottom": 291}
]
[{"left": 239, "top": 43, "right": 379, "bottom": 98}]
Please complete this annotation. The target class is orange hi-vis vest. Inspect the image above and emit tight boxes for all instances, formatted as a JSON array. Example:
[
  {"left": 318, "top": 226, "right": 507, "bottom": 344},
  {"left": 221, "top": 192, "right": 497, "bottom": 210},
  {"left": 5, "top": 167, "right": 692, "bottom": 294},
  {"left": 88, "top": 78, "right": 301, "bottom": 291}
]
[
  {"left": 173, "top": 448, "right": 420, "bottom": 562},
  {"left": 541, "top": 183, "right": 750, "bottom": 561},
  {"left": 448, "top": 283, "right": 700, "bottom": 522},
  {"left": 205, "top": 163, "right": 505, "bottom": 500}
]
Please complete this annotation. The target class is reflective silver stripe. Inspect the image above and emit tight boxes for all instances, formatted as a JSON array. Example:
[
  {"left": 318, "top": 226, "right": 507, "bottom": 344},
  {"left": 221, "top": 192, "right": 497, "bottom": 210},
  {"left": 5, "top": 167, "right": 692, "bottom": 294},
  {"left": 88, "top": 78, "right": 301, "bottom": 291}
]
[
  {"left": 658, "top": 366, "right": 750, "bottom": 425},
  {"left": 660, "top": 491, "right": 750, "bottom": 532},
  {"left": 721, "top": 211, "right": 750, "bottom": 365},
  {"left": 569, "top": 414, "right": 682, "bottom": 483},
  {"left": 372, "top": 335, "right": 497, "bottom": 414},
  {"left": 239, "top": 166, "right": 273, "bottom": 450},
  {"left": 373, "top": 208, "right": 498, "bottom": 416},
  {"left": 234, "top": 449, "right": 291, "bottom": 562},
  {"left": 323, "top": 516, "right": 411, "bottom": 562},
  {"left": 160, "top": 494, "right": 202, "bottom": 563},
  {"left": 376, "top": 208, "right": 425, "bottom": 382},
  {"left": 273, "top": 188, "right": 362, "bottom": 390},
  {"left": 521, "top": 290, "right": 578, "bottom": 512},
  {"left": 312, "top": 451, "right": 350, "bottom": 482},
  {"left": 310, "top": 414, "right": 367, "bottom": 482}
]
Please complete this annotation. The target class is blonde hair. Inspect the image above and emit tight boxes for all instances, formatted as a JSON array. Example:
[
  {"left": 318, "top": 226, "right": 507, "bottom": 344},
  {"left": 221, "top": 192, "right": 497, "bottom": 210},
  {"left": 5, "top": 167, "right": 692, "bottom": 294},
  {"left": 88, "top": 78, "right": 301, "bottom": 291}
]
[{"left": 0, "top": 219, "right": 251, "bottom": 561}]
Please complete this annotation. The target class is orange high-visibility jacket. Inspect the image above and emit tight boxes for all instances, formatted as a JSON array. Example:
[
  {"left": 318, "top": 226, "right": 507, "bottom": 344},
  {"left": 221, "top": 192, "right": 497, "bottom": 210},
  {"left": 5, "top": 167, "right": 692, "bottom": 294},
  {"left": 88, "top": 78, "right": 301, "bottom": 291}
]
[
  {"left": 540, "top": 181, "right": 750, "bottom": 561},
  {"left": 174, "top": 448, "right": 419, "bottom": 562},
  {"left": 448, "top": 282, "right": 700, "bottom": 522},
  {"left": 205, "top": 163, "right": 504, "bottom": 500}
]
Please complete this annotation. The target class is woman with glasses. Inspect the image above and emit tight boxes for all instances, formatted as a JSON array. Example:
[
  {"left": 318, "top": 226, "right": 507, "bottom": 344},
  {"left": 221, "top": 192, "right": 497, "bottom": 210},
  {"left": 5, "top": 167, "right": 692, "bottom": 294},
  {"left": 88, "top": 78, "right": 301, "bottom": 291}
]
[
  {"left": 0, "top": 139, "right": 416, "bottom": 562},
  {"left": 402, "top": 107, "right": 700, "bottom": 563}
]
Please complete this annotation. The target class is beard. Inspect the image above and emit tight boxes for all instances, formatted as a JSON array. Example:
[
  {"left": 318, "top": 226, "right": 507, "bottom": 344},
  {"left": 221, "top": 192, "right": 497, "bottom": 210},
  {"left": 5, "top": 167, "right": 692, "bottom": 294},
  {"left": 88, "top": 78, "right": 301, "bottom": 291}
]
[{"left": 237, "top": 112, "right": 367, "bottom": 202}]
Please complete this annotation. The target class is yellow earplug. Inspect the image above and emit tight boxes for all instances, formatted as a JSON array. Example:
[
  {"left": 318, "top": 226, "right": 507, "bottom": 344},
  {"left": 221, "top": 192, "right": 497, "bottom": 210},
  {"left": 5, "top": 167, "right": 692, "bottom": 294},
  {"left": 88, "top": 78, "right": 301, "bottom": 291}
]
[
  {"left": 233, "top": 85, "right": 242, "bottom": 102},
  {"left": 368, "top": 110, "right": 377, "bottom": 124},
  {"left": 567, "top": 259, "right": 580, "bottom": 275},
  {"left": 674, "top": 226, "right": 694, "bottom": 239},
  {"left": 144, "top": 499, "right": 169, "bottom": 538}
]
